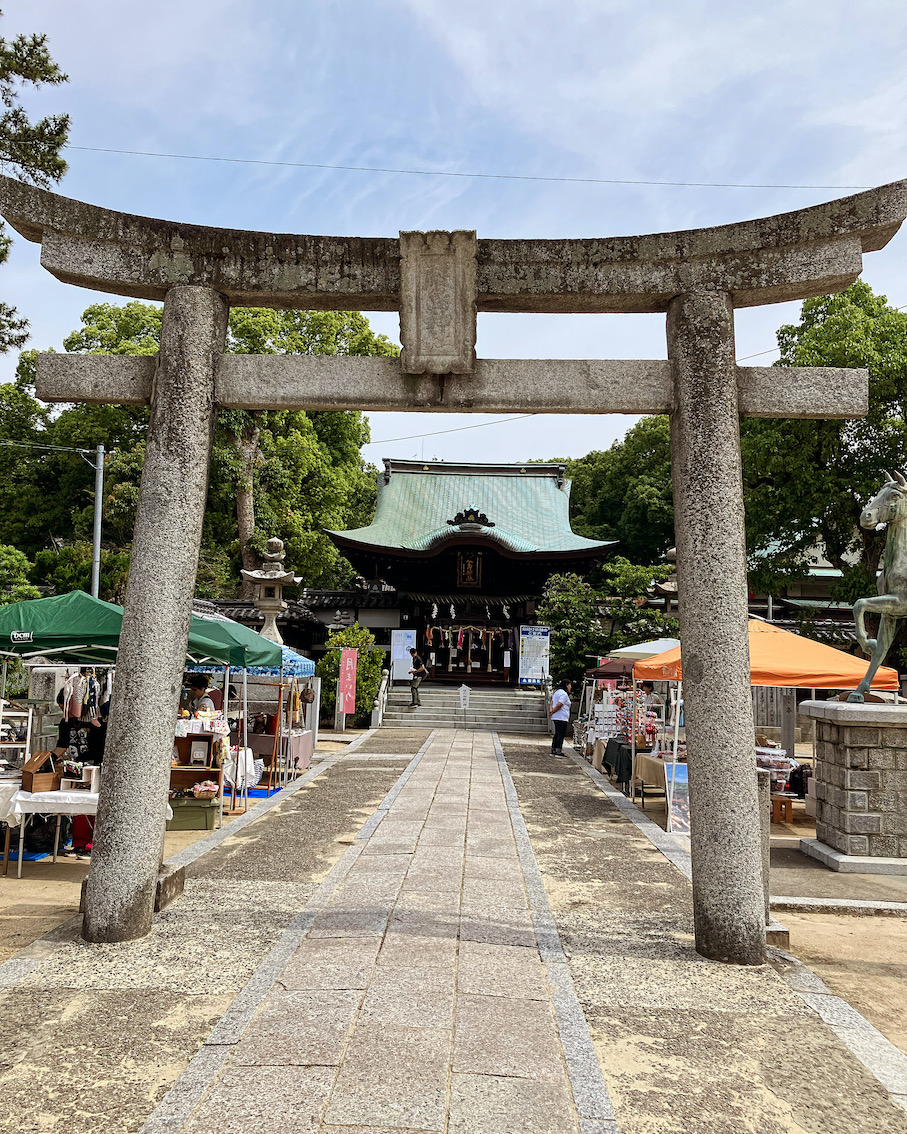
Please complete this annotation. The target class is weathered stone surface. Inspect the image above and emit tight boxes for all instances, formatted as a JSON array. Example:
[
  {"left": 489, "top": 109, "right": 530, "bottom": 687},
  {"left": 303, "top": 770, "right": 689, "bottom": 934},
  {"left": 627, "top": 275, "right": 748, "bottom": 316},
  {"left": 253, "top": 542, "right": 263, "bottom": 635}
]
[
  {"left": 36, "top": 352, "right": 869, "bottom": 421},
  {"left": 154, "top": 863, "right": 186, "bottom": 912},
  {"left": 3, "top": 174, "right": 905, "bottom": 310},
  {"left": 801, "top": 702, "right": 907, "bottom": 860},
  {"left": 668, "top": 289, "right": 765, "bottom": 965},
  {"left": 82, "top": 286, "right": 227, "bottom": 943},
  {"left": 399, "top": 230, "right": 476, "bottom": 374}
]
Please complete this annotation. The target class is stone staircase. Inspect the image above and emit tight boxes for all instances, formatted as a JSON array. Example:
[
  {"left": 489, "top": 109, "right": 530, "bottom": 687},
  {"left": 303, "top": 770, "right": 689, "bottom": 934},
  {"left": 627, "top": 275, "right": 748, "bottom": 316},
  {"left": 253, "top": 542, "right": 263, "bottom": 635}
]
[{"left": 381, "top": 685, "right": 550, "bottom": 734}]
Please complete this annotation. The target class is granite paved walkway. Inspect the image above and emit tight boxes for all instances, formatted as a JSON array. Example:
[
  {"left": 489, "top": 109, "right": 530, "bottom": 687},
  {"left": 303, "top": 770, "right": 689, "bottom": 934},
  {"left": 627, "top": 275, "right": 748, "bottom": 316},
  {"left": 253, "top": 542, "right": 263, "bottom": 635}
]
[{"left": 151, "top": 729, "right": 610, "bottom": 1134}]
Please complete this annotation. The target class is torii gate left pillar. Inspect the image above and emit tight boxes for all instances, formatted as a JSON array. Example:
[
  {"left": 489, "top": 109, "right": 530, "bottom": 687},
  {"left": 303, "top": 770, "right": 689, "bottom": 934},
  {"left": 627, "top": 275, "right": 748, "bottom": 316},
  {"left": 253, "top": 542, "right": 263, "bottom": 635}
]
[{"left": 2, "top": 176, "right": 904, "bottom": 960}]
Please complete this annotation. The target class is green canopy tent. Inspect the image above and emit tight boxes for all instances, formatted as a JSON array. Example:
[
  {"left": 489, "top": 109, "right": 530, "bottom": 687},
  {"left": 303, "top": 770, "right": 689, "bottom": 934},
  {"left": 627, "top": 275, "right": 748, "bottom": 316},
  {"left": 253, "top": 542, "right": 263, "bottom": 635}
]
[{"left": 0, "top": 590, "right": 282, "bottom": 669}]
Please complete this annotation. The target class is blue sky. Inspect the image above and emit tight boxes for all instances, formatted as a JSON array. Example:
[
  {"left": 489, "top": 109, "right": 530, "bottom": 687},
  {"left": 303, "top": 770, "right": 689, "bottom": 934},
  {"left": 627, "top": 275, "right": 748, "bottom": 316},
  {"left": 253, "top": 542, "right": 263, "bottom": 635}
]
[{"left": 5, "top": 0, "right": 907, "bottom": 462}]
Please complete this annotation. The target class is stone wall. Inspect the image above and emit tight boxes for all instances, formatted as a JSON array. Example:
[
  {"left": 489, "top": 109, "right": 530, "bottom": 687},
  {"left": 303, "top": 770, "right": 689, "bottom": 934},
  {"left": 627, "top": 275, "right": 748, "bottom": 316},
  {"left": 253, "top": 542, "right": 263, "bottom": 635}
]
[{"left": 806, "top": 707, "right": 907, "bottom": 857}]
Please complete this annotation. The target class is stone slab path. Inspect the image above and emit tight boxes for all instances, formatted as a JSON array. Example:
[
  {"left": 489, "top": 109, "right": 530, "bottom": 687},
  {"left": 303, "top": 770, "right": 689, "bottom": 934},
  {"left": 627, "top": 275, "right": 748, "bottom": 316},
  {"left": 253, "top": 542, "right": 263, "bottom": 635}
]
[{"left": 152, "top": 729, "right": 612, "bottom": 1134}]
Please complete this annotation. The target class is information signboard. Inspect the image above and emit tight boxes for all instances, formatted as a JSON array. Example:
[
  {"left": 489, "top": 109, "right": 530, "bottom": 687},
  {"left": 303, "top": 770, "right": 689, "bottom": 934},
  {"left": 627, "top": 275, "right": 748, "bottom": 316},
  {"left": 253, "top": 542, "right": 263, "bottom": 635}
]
[
  {"left": 518, "top": 625, "right": 550, "bottom": 685},
  {"left": 391, "top": 629, "right": 417, "bottom": 682}
]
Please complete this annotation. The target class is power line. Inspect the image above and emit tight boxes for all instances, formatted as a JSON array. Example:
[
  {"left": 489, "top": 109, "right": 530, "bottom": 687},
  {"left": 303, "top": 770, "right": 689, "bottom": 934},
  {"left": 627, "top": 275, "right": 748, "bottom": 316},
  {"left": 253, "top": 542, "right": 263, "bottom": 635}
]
[
  {"left": 737, "top": 347, "right": 780, "bottom": 361},
  {"left": 0, "top": 437, "right": 94, "bottom": 455},
  {"left": 5, "top": 141, "right": 874, "bottom": 191},
  {"left": 365, "top": 414, "right": 539, "bottom": 446}
]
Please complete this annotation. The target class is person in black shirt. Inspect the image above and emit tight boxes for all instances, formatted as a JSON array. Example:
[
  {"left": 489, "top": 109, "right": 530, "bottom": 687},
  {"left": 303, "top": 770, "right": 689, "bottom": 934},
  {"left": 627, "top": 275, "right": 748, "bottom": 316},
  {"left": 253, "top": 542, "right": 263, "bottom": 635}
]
[{"left": 408, "top": 647, "right": 427, "bottom": 706}]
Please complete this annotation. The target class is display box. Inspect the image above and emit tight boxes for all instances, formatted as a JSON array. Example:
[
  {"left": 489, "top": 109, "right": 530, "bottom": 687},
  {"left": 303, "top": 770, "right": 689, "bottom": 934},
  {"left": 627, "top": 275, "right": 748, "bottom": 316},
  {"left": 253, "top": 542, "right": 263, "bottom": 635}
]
[
  {"left": 21, "top": 751, "right": 62, "bottom": 793},
  {"left": 61, "top": 765, "right": 101, "bottom": 793}
]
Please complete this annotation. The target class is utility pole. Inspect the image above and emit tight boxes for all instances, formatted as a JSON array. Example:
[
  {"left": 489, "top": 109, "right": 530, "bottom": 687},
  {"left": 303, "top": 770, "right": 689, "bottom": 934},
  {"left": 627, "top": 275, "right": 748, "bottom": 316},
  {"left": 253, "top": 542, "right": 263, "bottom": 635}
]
[{"left": 91, "top": 443, "right": 105, "bottom": 599}]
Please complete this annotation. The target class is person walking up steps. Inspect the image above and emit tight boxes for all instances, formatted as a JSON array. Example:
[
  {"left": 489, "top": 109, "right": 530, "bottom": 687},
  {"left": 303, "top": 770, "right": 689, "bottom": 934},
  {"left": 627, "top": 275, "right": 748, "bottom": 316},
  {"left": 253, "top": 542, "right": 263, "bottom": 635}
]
[
  {"left": 408, "top": 647, "right": 428, "bottom": 707},
  {"left": 549, "top": 679, "right": 572, "bottom": 757}
]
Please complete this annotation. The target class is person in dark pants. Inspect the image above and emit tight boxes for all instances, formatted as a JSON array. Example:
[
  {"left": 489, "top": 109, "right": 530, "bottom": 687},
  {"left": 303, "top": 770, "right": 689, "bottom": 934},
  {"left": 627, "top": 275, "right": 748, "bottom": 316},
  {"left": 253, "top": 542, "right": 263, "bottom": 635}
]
[
  {"left": 408, "top": 647, "right": 428, "bottom": 706},
  {"left": 549, "top": 679, "right": 572, "bottom": 757}
]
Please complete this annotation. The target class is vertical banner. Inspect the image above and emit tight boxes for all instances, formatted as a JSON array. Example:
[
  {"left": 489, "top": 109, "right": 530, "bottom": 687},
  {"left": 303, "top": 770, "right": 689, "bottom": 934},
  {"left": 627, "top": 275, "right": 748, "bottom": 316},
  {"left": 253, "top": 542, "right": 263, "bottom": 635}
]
[
  {"left": 337, "top": 648, "right": 358, "bottom": 715},
  {"left": 518, "top": 625, "right": 550, "bottom": 685}
]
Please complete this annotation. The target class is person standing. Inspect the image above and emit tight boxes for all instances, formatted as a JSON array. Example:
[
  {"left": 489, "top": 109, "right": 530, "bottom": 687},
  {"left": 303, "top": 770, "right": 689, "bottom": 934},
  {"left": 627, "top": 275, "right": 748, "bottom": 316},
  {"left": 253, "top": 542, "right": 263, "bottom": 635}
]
[
  {"left": 408, "top": 647, "right": 428, "bottom": 707},
  {"left": 549, "top": 679, "right": 572, "bottom": 757}
]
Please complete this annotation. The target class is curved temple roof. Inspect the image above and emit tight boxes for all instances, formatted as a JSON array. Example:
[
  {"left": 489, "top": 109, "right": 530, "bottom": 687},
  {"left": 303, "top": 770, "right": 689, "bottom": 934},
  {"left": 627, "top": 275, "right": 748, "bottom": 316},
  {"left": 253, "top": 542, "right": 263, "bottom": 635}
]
[
  {"left": 1, "top": 175, "right": 904, "bottom": 312},
  {"left": 327, "top": 461, "right": 615, "bottom": 559}
]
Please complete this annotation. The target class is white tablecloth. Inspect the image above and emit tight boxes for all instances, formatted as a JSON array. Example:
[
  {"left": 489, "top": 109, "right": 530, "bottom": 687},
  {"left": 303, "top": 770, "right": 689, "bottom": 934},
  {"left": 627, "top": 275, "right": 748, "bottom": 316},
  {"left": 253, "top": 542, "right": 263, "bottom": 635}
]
[
  {"left": 0, "top": 789, "right": 172, "bottom": 827},
  {"left": 0, "top": 780, "right": 22, "bottom": 820}
]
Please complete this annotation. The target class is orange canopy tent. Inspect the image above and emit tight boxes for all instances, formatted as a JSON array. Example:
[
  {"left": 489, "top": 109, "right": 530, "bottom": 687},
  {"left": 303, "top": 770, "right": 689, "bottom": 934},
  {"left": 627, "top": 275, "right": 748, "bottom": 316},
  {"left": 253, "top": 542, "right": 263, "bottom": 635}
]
[{"left": 634, "top": 619, "right": 899, "bottom": 690}]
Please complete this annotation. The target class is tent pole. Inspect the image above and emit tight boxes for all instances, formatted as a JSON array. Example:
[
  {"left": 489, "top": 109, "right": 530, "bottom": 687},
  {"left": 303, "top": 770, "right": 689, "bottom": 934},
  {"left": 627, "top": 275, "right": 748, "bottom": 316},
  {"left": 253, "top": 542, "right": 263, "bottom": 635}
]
[
  {"left": 0, "top": 659, "right": 6, "bottom": 763},
  {"left": 219, "top": 665, "right": 229, "bottom": 828},
  {"left": 242, "top": 670, "right": 249, "bottom": 812},
  {"left": 667, "top": 679, "right": 683, "bottom": 832},
  {"left": 630, "top": 673, "right": 637, "bottom": 801}
]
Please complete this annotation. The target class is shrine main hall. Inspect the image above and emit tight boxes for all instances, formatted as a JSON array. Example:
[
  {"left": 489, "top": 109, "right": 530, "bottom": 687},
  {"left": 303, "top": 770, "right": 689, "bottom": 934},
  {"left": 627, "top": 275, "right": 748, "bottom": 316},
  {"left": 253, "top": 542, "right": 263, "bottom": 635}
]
[{"left": 241, "top": 459, "right": 613, "bottom": 685}]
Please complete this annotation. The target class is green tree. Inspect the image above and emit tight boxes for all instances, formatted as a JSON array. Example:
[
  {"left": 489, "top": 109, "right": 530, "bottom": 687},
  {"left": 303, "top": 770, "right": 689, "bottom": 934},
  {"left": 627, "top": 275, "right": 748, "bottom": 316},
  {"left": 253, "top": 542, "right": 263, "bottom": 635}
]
[
  {"left": 0, "top": 12, "right": 70, "bottom": 350},
  {"left": 536, "top": 573, "right": 611, "bottom": 687},
  {"left": 740, "top": 281, "right": 907, "bottom": 600},
  {"left": 596, "top": 557, "right": 679, "bottom": 651},
  {"left": 31, "top": 541, "right": 130, "bottom": 603},
  {"left": 315, "top": 623, "right": 385, "bottom": 722},
  {"left": 560, "top": 415, "right": 674, "bottom": 563},
  {"left": 537, "top": 564, "right": 678, "bottom": 687},
  {"left": 0, "top": 542, "right": 39, "bottom": 602},
  {"left": 222, "top": 308, "right": 395, "bottom": 592},
  {"left": 4, "top": 302, "right": 396, "bottom": 597}
]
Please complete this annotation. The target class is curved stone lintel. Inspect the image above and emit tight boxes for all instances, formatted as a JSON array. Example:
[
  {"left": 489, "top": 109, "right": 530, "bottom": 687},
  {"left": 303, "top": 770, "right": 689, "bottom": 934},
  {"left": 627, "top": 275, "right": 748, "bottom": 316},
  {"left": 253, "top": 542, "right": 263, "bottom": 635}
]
[{"left": 2, "top": 174, "right": 905, "bottom": 312}]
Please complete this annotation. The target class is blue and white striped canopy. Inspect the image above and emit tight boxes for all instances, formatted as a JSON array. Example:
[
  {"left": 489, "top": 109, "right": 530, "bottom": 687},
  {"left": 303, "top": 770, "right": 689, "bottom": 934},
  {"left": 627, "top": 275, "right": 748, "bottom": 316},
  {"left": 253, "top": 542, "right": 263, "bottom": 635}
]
[{"left": 185, "top": 643, "right": 314, "bottom": 677}]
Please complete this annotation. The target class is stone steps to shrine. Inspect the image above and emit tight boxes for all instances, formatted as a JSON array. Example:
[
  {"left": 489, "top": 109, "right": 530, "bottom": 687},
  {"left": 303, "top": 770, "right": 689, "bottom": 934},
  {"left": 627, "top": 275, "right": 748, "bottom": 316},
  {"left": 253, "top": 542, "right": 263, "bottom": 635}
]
[{"left": 382, "top": 687, "right": 549, "bottom": 732}]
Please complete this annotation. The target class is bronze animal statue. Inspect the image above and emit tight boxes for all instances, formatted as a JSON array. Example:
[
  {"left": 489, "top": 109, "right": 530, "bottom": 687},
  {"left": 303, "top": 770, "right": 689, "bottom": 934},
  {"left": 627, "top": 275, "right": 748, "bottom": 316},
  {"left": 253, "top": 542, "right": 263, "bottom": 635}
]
[{"left": 849, "top": 470, "right": 907, "bottom": 702}]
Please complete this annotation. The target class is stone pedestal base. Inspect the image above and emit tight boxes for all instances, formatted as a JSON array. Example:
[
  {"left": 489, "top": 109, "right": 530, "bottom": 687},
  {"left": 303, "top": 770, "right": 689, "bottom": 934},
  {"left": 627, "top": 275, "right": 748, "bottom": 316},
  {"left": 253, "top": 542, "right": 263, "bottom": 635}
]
[
  {"left": 798, "top": 701, "right": 907, "bottom": 860},
  {"left": 799, "top": 837, "right": 907, "bottom": 875}
]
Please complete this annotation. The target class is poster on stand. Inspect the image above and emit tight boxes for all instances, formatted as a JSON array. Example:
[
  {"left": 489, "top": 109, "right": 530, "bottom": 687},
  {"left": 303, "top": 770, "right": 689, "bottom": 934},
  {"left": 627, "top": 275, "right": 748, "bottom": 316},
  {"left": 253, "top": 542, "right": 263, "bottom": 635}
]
[
  {"left": 518, "top": 625, "right": 550, "bottom": 685},
  {"left": 391, "top": 629, "right": 417, "bottom": 682},
  {"left": 666, "top": 762, "right": 691, "bottom": 834},
  {"left": 337, "top": 648, "right": 358, "bottom": 714}
]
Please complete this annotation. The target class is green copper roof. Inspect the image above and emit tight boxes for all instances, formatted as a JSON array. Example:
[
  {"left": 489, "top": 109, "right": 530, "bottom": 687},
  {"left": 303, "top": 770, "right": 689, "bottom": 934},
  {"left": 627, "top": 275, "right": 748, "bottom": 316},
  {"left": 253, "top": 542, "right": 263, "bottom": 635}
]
[{"left": 328, "top": 460, "right": 614, "bottom": 557}]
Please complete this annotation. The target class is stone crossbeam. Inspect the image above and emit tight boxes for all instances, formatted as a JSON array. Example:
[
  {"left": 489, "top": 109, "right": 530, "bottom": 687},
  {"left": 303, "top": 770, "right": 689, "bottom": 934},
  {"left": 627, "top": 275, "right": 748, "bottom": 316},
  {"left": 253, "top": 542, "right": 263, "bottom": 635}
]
[
  {"left": 2, "top": 174, "right": 905, "bottom": 312},
  {"left": 36, "top": 354, "right": 868, "bottom": 419}
]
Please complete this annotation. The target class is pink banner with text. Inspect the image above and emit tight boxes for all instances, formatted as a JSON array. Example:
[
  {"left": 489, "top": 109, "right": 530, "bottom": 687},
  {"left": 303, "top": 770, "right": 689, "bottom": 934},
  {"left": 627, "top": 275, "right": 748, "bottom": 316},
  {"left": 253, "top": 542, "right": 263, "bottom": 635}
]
[{"left": 337, "top": 648, "right": 358, "bottom": 715}]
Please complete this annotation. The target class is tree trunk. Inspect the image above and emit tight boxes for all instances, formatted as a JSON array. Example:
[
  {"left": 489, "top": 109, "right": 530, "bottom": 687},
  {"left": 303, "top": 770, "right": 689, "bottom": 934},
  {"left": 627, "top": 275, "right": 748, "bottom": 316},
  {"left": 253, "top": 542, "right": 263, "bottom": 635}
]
[{"left": 233, "top": 421, "right": 260, "bottom": 600}]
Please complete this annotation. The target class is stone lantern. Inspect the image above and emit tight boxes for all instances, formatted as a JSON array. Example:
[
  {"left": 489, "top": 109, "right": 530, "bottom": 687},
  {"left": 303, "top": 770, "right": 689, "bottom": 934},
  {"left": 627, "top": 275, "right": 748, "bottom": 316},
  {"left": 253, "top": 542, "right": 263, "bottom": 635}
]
[{"left": 241, "top": 537, "right": 302, "bottom": 645}]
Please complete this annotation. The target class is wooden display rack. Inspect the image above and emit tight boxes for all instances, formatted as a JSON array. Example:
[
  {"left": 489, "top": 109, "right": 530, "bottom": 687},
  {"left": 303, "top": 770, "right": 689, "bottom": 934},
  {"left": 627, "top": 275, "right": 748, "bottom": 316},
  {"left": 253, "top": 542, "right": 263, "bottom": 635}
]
[{"left": 168, "top": 732, "right": 224, "bottom": 830}]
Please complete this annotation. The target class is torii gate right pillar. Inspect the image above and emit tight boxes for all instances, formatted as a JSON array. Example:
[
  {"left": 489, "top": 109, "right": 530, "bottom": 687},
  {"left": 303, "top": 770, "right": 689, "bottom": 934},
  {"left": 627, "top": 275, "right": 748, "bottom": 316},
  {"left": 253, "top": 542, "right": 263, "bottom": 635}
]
[{"left": 668, "top": 290, "right": 765, "bottom": 963}]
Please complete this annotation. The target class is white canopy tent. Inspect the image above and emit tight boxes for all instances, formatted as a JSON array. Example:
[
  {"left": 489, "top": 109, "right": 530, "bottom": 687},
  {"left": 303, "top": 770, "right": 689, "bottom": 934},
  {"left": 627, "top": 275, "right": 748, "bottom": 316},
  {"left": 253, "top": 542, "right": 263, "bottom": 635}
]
[{"left": 606, "top": 638, "right": 680, "bottom": 662}]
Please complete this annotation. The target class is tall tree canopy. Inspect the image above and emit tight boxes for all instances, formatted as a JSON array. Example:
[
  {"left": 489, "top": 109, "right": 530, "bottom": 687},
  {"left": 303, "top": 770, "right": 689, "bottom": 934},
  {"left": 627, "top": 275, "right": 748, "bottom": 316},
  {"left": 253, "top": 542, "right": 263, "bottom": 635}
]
[
  {"left": 740, "top": 281, "right": 907, "bottom": 600},
  {"left": 2, "top": 303, "right": 396, "bottom": 599},
  {"left": 0, "top": 11, "right": 69, "bottom": 350},
  {"left": 558, "top": 414, "right": 673, "bottom": 564}
]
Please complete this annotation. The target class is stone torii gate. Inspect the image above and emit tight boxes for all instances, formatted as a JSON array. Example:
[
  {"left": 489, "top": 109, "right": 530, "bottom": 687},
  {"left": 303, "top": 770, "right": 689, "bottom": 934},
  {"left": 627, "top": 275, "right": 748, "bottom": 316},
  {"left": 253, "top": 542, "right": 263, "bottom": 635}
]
[{"left": 2, "top": 176, "right": 904, "bottom": 964}]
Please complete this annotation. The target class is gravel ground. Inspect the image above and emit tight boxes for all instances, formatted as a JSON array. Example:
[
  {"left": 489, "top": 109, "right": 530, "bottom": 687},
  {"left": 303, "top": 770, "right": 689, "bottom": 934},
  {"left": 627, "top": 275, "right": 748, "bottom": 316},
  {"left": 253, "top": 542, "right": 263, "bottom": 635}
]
[
  {"left": 502, "top": 737, "right": 907, "bottom": 1134},
  {"left": 0, "top": 760, "right": 407, "bottom": 1134}
]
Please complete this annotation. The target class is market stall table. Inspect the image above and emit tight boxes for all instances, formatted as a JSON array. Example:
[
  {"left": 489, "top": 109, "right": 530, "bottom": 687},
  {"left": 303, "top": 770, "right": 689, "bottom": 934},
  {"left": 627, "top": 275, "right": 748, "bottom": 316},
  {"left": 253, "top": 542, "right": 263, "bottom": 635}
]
[
  {"left": 1, "top": 789, "right": 173, "bottom": 877},
  {"left": 0, "top": 777, "right": 21, "bottom": 874},
  {"left": 635, "top": 751, "right": 669, "bottom": 806},
  {"left": 600, "top": 738, "right": 635, "bottom": 788}
]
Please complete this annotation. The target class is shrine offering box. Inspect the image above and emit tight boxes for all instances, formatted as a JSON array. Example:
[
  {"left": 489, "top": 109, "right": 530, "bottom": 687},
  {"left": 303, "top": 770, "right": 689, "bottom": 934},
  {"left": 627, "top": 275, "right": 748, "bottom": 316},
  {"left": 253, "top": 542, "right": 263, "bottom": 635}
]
[{"left": 21, "top": 751, "right": 63, "bottom": 793}]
